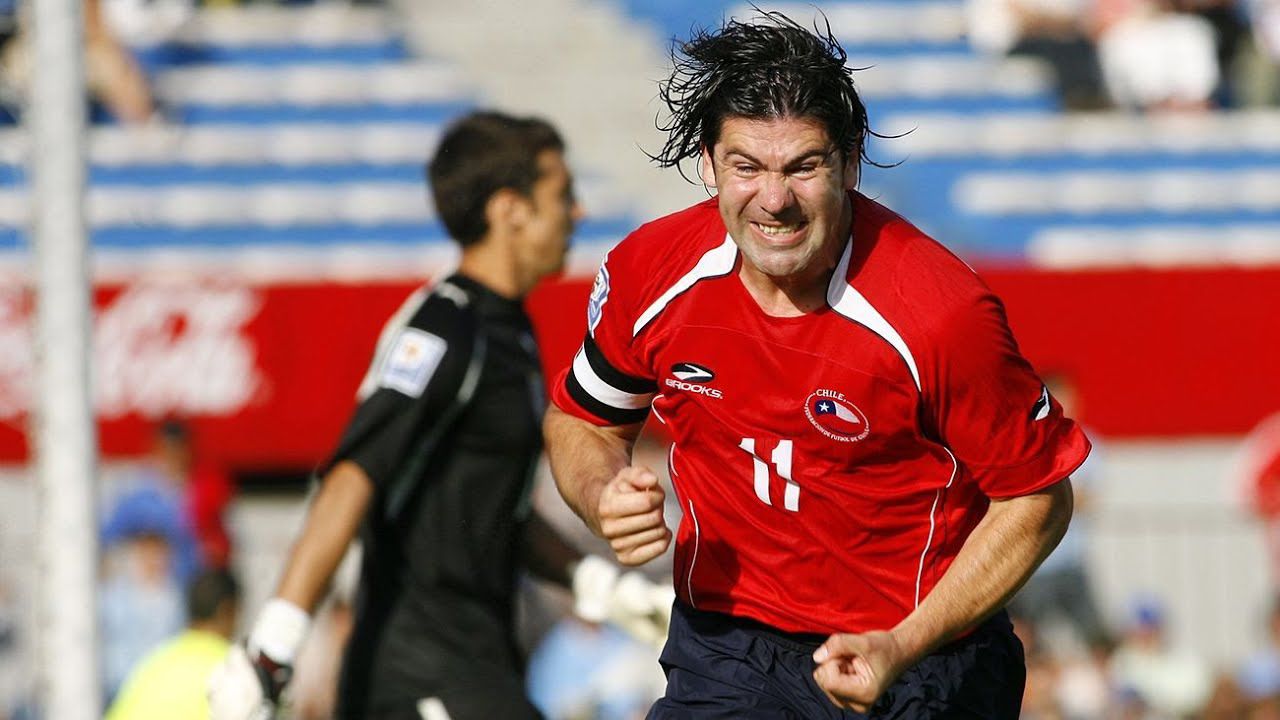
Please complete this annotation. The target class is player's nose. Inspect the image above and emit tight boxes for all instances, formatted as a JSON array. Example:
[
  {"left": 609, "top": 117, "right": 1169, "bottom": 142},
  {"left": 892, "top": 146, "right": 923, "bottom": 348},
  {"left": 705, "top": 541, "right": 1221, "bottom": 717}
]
[{"left": 757, "top": 173, "right": 794, "bottom": 215}]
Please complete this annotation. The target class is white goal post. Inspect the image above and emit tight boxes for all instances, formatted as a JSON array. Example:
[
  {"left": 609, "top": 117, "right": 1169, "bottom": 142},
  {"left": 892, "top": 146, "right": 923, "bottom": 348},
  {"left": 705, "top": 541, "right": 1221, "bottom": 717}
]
[{"left": 29, "top": 0, "right": 99, "bottom": 717}]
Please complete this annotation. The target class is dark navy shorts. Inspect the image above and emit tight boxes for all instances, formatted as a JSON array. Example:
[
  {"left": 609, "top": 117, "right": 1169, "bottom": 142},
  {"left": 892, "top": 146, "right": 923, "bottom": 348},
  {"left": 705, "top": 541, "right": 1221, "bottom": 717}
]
[{"left": 648, "top": 602, "right": 1025, "bottom": 719}]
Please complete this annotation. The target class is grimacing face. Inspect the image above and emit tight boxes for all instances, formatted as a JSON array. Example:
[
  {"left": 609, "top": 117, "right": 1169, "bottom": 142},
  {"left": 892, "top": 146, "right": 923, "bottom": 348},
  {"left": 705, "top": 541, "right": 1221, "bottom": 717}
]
[
  {"left": 701, "top": 115, "right": 857, "bottom": 287},
  {"left": 517, "top": 149, "right": 582, "bottom": 281}
]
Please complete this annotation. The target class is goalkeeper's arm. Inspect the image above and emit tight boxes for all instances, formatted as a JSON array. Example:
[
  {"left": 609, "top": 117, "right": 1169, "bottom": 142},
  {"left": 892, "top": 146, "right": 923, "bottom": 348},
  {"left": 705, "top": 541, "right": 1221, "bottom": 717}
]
[{"left": 208, "top": 460, "right": 372, "bottom": 720}]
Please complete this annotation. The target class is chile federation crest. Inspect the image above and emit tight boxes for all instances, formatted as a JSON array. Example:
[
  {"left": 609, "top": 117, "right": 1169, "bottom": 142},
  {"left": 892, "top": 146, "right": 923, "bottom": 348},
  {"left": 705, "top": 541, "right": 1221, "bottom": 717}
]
[{"left": 804, "top": 390, "right": 871, "bottom": 443}]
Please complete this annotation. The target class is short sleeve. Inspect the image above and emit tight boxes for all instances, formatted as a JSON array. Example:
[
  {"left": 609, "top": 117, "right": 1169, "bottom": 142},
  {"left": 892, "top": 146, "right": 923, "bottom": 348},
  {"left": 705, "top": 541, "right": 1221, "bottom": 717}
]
[
  {"left": 551, "top": 254, "right": 657, "bottom": 426},
  {"left": 924, "top": 292, "right": 1091, "bottom": 498},
  {"left": 322, "top": 289, "right": 475, "bottom": 488}
]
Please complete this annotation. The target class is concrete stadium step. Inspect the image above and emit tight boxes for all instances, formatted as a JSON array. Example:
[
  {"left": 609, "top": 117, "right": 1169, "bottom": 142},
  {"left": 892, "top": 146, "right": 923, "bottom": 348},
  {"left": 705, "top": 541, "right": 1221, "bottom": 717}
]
[
  {"left": 878, "top": 111, "right": 1280, "bottom": 157},
  {"left": 170, "top": 4, "right": 397, "bottom": 47},
  {"left": 1028, "top": 224, "right": 1280, "bottom": 268},
  {"left": 154, "top": 62, "right": 473, "bottom": 106},
  {"left": 169, "top": 101, "right": 472, "bottom": 126},
  {"left": 0, "top": 125, "right": 447, "bottom": 166},
  {"left": 952, "top": 169, "right": 1280, "bottom": 214},
  {"left": 852, "top": 56, "right": 1049, "bottom": 100},
  {"left": 135, "top": 40, "right": 411, "bottom": 70},
  {"left": 737, "top": 1, "right": 968, "bottom": 46},
  {"left": 0, "top": 217, "right": 637, "bottom": 250},
  {"left": 0, "top": 177, "right": 635, "bottom": 226},
  {"left": 916, "top": 210, "right": 1280, "bottom": 259}
]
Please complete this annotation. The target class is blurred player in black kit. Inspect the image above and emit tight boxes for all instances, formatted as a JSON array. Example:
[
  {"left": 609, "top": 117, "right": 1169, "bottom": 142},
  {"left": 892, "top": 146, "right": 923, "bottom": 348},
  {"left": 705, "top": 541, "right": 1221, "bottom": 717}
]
[{"left": 208, "top": 111, "right": 673, "bottom": 720}]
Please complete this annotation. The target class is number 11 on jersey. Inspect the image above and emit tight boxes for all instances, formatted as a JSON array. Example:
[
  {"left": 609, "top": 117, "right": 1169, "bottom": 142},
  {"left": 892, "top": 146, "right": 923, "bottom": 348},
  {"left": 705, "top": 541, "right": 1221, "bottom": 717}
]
[{"left": 738, "top": 438, "right": 798, "bottom": 512}]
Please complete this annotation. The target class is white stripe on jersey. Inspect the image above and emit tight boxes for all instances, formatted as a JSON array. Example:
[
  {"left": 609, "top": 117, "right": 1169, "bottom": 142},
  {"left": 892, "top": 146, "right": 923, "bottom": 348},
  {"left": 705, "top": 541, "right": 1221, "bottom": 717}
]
[
  {"left": 916, "top": 447, "right": 959, "bottom": 607},
  {"left": 355, "top": 280, "right": 468, "bottom": 401},
  {"left": 826, "top": 241, "right": 923, "bottom": 392},
  {"left": 632, "top": 235, "right": 738, "bottom": 337},
  {"left": 356, "top": 285, "right": 429, "bottom": 402},
  {"left": 571, "top": 347, "right": 655, "bottom": 410}
]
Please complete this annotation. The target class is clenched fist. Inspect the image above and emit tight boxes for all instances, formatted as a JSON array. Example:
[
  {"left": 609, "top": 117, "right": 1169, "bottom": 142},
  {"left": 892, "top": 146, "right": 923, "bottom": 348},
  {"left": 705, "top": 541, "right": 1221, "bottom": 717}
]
[{"left": 596, "top": 466, "right": 671, "bottom": 566}]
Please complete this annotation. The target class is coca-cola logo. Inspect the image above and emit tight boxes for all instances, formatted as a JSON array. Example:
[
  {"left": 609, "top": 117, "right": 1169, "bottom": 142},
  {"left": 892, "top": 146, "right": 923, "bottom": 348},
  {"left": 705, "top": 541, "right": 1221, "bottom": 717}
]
[{"left": 0, "top": 283, "right": 263, "bottom": 420}]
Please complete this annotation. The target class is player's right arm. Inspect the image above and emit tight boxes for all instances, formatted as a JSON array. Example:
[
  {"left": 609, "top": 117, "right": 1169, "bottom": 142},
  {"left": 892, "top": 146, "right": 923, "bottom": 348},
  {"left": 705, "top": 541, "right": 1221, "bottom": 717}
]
[
  {"left": 546, "top": 242, "right": 671, "bottom": 566},
  {"left": 544, "top": 407, "right": 668, "bottom": 565},
  {"left": 207, "top": 461, "right": 371, "bottom": 720},
  {"left": 210, "top": 286, "right": 474, "bottom": 720}
]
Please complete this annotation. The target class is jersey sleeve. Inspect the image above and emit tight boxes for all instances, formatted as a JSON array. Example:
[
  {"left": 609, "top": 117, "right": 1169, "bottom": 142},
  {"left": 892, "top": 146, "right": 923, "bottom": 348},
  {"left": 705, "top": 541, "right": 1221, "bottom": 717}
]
[
  {"left": 923, "top": 290, "right": 1091, "bottom": 498},
  {"left": 322, "top": 289, "right": 476, "bottom": 489},
  {"left": 551, "top": 252, "right": 657, "bottom": 426}
]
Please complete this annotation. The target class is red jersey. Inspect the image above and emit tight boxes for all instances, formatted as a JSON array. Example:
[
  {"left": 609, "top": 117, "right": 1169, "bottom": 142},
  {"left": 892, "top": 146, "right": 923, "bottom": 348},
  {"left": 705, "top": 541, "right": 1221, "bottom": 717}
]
[{"left": 552, "top": 192, "right": 1090, "bottom": 634}]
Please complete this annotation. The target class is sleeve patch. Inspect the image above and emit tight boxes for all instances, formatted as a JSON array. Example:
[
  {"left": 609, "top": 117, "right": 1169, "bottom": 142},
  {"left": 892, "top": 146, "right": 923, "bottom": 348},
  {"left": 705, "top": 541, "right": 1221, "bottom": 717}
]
[
  {"left": 379, "top": 328, "right": 447, "bottom": 398},
  {"left": 1031, "top": 384, "right": 1051, "bottom": 421},
  {"left": 587, "top": 263, "right": 610, "bottom": 337}
]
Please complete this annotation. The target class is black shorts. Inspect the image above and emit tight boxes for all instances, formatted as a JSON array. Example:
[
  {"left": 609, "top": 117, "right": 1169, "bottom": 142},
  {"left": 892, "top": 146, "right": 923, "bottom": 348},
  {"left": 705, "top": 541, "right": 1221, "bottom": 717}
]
[
  {"left": 648, "top": 602, "right": 1025, "bottom": 719},
  {"left": 337, "top": 657, "right": 543, "bottom": 720},
  {"left": 336, "top": 680, "right": 544, "bottom": 720}
]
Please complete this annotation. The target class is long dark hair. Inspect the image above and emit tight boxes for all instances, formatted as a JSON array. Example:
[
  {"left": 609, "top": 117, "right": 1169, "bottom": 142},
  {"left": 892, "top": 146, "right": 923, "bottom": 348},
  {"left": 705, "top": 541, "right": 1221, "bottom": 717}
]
[{"left": 652, "top": 9, "right": 878, "bottom": 180}]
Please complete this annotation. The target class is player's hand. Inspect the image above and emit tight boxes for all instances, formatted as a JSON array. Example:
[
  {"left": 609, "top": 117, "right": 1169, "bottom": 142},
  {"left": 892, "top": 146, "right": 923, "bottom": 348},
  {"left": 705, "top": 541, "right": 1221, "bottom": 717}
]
[
  {"left": 596, "top": 466, "right": 670, "bottom": 566},
  {"left": 811, "top": 630, "right": 912, "bottom": 713},
  {"left": 210, "top": 598, "right": 310, "bottom": 720},
  {"left": 572, "top": 554, "right": 676, "bottom": 647},
  {"left": 207, "top": 644, "right": 287, "bottom": 720}
]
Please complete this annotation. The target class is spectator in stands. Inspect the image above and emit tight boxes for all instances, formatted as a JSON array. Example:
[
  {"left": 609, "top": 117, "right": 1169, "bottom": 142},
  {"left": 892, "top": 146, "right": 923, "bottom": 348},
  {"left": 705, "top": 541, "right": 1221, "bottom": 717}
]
[
  {"left": 0, "top": 576, "right": 33, "bottom": 720},
  {"left": 1202, "top": 674, "right": 1250, "bottom": 719},
  {"left": 1239, "top": 596, "right": 1280, "bottom": 714},
  {"left": 1245, "top": 0, "right": 1280, "bottom": 103},
  {"left": 151, "top": 420, "right": 234, "bottom": 570},
  {"left": 1242, "top": 412, "right": 1280, "bottom": 587},
  {"left": 1165, "top": 0, "right": 1254, "bottom": 105},
  {"left": 1109, "top": 595, "right": 1213, "bottom": 717},
  {"left": 1011, "top": 613, "right": 1061, "bottom": 719},
  {"left": 102, "top": 421, "right": 219, "bottom": 586},
  {"left": 0, "top": 0, "right": 154, "bottom": 123},
  {"left": 98, "top": 528, "right": 185, "bottom": 702},
  {"left": 104, "top": 568, "right": 239, "bottom": 720},
  {"left": 966, "top": 0, "right": 1111, "bottom": 109},
  {"left": 526, "top": 616, "right": 665, "bottom": 720},
  {"left": 1096, "top": 0, "right": 1222, "bottom": 111}
]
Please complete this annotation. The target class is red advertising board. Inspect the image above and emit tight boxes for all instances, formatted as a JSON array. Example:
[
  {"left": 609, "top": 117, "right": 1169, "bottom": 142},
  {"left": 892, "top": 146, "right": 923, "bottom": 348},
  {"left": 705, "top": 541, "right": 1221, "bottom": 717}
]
[{"left": 1, "top": 266, "right": 1277, "bottom": 471}]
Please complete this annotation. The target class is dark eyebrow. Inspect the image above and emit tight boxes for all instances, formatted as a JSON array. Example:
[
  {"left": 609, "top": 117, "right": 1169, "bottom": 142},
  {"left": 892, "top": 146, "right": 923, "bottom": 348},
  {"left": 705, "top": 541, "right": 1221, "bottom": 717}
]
[
  {"left": 721, "top": 149, "right": 764, "bottom": 166},
  {"left": 786, "top": 148, "right": 835, "bottom": 167},
  {"left": 721, "top": 147, "right": 834, "bottom": 168}
]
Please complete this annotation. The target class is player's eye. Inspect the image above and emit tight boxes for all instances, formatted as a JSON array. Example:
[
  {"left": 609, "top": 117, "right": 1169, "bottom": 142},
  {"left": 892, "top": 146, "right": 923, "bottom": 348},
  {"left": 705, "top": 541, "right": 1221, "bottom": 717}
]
[{"left": 734, "top": 164, "right": 758, "bottom": 177}]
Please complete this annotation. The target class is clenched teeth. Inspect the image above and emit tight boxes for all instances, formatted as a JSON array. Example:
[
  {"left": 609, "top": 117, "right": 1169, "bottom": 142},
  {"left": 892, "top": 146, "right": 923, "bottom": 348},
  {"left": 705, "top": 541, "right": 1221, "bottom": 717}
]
[{"left": 755, "top": 223, "right": 804, "bottom": 236}]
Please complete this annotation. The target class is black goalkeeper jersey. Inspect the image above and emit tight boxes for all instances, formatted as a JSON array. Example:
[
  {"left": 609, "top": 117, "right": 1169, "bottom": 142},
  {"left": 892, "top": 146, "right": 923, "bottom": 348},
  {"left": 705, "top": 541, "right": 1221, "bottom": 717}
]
[{"left": 327, "top": 273, "right": 545, "bottom": 715}]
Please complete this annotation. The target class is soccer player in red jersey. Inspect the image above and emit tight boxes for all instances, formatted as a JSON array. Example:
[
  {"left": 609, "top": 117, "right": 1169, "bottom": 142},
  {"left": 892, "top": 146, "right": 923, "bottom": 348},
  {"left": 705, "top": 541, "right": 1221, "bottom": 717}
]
[{"left": 545, "top": 12, "right": 1091, "bottom": 718}]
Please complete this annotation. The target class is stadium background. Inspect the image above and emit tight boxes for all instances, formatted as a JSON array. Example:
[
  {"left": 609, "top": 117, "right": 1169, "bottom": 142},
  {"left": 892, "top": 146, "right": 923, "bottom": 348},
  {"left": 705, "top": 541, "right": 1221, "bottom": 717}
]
[{"left": 0, "top": 0, "right": 1278, "bottom": 716}]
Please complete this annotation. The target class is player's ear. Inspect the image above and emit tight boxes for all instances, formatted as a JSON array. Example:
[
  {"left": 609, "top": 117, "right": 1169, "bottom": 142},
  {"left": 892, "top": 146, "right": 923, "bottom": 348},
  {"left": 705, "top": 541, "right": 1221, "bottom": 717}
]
[
  {"left": 699, "top": 147, "right": 717, "bottom": 188},
  {"left": 485, "top": 188, "right": 532, "bottom": 233},
  {"left": 841, "top": 152, "right": 859, "bottom": 190}
]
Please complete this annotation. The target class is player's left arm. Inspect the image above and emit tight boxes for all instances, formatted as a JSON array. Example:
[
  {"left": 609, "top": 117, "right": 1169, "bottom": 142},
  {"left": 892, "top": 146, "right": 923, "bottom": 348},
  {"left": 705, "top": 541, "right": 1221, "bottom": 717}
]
[
  {"left": 815, "top": 283, "right": 1088, "bottom": 711},
  {"left": 522, "top": 511, "right": 581, "bottom": 586},
  {"left": 813, "top": 479, "right": 1072, "bottom": 711}
]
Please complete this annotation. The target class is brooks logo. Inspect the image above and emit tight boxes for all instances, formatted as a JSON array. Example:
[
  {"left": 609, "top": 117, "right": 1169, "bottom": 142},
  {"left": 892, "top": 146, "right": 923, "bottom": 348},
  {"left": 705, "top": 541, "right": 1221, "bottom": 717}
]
[{"left": 671, "top": 362, "right": 714, "bottom": 383}]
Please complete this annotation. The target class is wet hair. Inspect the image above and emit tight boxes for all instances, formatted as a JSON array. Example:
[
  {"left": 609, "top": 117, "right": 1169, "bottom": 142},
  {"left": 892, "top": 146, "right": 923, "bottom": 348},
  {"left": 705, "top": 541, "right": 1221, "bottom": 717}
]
[
  {"left": 428, "top": 111, "right": 565, "bottom": 246},
  {"left": 652, "top": 9, "right": 877, "bottom": 179},
  {"left": 186, "top": 568, "right": 240, "bottom": 623}
]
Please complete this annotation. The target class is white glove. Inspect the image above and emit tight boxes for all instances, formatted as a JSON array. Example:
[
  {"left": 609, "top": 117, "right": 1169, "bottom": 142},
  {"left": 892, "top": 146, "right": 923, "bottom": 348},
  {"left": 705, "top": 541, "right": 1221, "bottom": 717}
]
[
  {"left": 573, "top": 555, "right": 675, "bottom": 647},
  {"left": 208, "top": 598, "right": 310, "bottom": 720},
  {"left": 207, "top": 645, "right": 275, "bottom": 720}
]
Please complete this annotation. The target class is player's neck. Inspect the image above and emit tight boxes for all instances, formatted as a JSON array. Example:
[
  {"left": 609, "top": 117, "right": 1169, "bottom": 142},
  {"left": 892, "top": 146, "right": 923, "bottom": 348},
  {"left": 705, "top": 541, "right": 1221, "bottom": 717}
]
[
  {"left": 738, "top": 263, "right": 834, "bottom": 316},
  {"left": 457, "top": 242, "right": 523, "bottom": 300}
]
